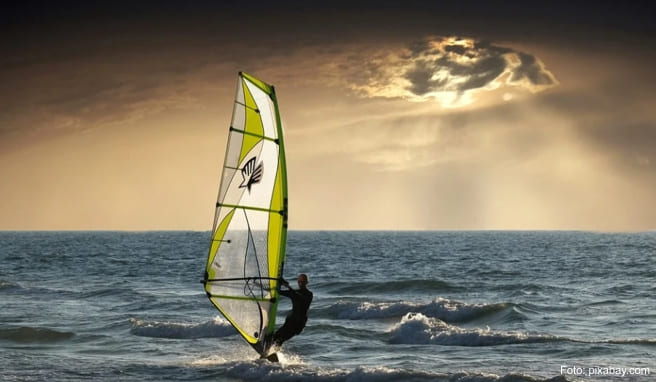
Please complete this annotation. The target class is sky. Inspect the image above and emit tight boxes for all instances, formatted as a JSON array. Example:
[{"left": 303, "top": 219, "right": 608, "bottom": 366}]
[{"left": 1, "top": 1, "right": 655, "bottom": 231}]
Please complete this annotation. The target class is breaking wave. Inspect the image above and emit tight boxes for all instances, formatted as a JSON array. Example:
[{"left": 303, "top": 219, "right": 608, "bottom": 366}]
[
  {"left": 318, "top": 298, "right": 522, "bottom": 323},
  {"left": 388, "top": 313, "right": 557, "bottom": 346},
  {"left": 129, "top": 317, "right": 235, "bottom": 339}
]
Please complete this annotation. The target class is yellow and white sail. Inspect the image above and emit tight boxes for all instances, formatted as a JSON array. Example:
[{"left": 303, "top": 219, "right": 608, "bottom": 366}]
[{"left": 203, "top": 72, "right": 288, "bottom": 355}]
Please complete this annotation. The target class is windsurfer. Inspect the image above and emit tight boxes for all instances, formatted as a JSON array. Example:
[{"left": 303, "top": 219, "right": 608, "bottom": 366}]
[{"left": 269, "top": 273, "right": 313, "bottom": 348}]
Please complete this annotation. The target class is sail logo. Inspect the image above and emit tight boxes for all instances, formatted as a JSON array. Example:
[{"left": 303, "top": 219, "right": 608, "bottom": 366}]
[{"left": 239, "top": 157, "right": 263, "bottom": 192}]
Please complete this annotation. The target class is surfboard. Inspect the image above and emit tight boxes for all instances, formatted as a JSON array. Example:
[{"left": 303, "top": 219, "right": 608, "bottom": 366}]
[{"left": 202, "top": 72, "right": 288, "bottom": 359}]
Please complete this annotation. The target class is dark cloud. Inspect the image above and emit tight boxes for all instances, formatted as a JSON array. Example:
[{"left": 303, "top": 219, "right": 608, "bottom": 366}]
[
  {"left": 456, "top": 55, "right": 508, "bottom": 91},
  {"left": 405, "top": 61, "right": 446, "bottom": 95},
  {"left": 401, "top": 37, "right": 557, "bottom": 99},
  {"left": 337, "top": 36, "right": 557, "bottom": 105},
  {"left": 0, "top": 3, "right": 648, "bottom": 146},
  {"left": 510, "top": 53, "right": 557, "bottom": 86},
  {"left": 443, "top": 44, "right": 468, "bottom": 56}
]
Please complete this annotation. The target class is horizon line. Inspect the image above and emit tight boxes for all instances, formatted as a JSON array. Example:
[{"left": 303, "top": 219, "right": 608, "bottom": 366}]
[{"left": 1, "top": 228, "right": 654, "bottom": 234}]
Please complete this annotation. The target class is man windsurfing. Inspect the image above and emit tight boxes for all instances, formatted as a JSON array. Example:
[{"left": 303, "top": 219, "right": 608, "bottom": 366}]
[{"left": 266, "top": 273, "right": 313, "bottom": 351}]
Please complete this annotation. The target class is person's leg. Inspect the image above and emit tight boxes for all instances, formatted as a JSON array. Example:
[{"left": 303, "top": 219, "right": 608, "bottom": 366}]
[{"left": 272, "top": 320, "right": 297, "bottom": 346}]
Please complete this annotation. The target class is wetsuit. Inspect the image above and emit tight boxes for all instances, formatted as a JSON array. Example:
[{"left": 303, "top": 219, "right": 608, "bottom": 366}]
[{"left": 271, "top": 286, "right": 313, "bottom": 346}]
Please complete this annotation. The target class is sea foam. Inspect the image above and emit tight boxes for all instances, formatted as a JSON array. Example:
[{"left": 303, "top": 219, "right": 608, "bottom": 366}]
[
  {"left": 325, "top": 298, "right": 514, "bottom": 323},
  {"left": 388, "top": 313, "right": 556, "bottom": 346}
]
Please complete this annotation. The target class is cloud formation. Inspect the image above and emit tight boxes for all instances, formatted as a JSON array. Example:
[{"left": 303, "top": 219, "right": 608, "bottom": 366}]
[
  {"left": 346, "top": 36, "right": 558, "bottom": 107},
  {"left": 2, "top": 0, "right": 654, "bottom": 231}
]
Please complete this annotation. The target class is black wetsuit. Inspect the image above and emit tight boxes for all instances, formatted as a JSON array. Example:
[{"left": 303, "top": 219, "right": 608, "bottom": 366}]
[{"left": 271, "top": 286, "right": 313, "bottom": 346}]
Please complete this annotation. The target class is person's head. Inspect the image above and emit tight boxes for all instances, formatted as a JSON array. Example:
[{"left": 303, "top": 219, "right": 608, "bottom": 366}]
[{"left": 297, "top": 274, "right": 309, "bottom": 288}]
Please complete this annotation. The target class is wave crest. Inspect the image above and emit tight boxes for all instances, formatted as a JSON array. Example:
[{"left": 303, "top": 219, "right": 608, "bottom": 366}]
[
  {"left": 321, "top": 298, "right": 517, "bottom": 323},
  {"left": 0, "top": 327, "right": 74, "bottom": 343},
  {"left": 388, "top": 313, "right": 556, "bottom": 346},
  {"left": 607, "top": 338, "right": 656, "bottom": 346},
  {"left": 129, "top": 317, "right": 235, "bottom": 339}
]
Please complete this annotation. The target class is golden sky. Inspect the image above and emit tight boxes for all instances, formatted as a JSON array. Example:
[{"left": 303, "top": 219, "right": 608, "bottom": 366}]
[{"left": 1, "top": 2, "right": 655, "bottom": 231}]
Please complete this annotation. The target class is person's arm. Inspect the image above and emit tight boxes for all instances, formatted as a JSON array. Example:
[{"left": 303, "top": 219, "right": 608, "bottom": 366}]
[
  {"left": 279, "top": 288, "right": 293, "bottom": 298},
  {"left": 278, "top": 279, "right": 294, "bottom": 298}
]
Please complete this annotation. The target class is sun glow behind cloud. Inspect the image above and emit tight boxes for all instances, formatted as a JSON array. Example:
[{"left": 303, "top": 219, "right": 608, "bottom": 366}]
[
  {"left": 346, "top": 36, "right": 558, "bottom": 108},
  {"left": 270, "top": 35, "right": 561, "bottom": 173}
]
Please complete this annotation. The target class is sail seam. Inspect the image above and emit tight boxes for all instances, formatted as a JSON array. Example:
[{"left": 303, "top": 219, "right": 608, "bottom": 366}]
[
  {"left": 235, "top": 100, "right": 259, "bottom": 113},
  {"left": 205, "top": 276, "right": 279, "bottom": 282},
  {"left": 216, "top": 203, "right": 284, "bottom": 215},
  {"left": 210, "top": 294, "right": 273, "bottom": 302},
  {"left": 229, "top": 127, "right": 279, "bottom": 143}
]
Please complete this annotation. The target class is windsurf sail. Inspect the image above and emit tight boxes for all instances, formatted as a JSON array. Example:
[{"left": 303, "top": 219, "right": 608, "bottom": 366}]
[{"left": 203, "top": 72, "right": 288, "bottom": 356}]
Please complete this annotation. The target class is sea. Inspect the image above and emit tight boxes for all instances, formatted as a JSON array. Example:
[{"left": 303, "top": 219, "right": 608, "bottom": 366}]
[{"left": 1, "top": 231, "right": 654, "bottom": 381}]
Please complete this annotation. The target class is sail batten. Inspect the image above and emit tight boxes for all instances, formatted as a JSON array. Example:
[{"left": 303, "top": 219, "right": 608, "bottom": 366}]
[
  {"left": 216, "top": 203, "right": 283, "bottom": 214},
  {"left": 208, "top": 294, "right": 275, "bottom": 302},
  {"left": 204, "top": 72, "right": 288, "bottom": 356},
  {"left": 229, "top": 127, "right": 279, "bottom": 142}
]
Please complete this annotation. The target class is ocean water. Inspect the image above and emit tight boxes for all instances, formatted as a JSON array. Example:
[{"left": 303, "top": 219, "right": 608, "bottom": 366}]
[{"left": 1, "top": 231, "right": 654, "bottom": 381}]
